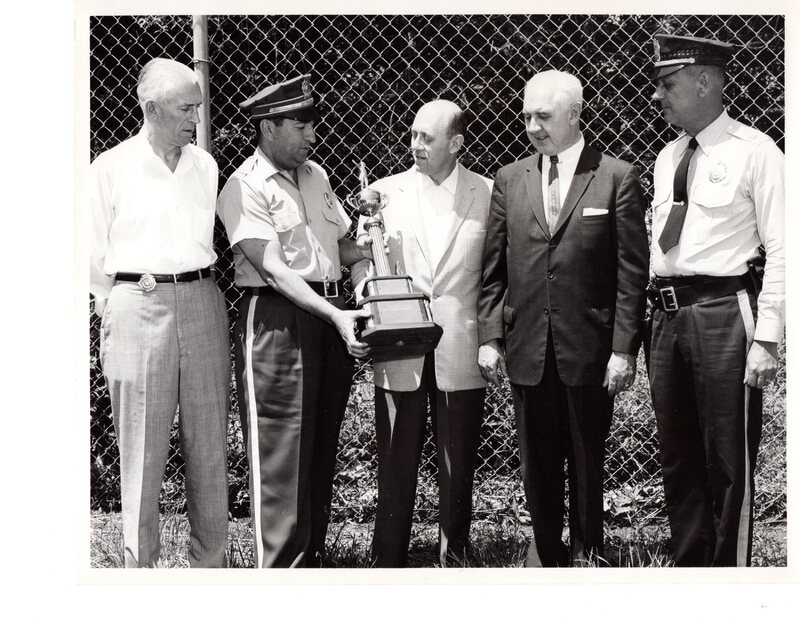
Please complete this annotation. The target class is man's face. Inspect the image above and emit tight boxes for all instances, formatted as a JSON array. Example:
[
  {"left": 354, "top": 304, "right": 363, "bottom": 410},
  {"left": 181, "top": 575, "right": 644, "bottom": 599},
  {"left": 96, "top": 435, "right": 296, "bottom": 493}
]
[
  {"left": 152, "top": 81, "right": 202, "bottom": 148},
  {"left": 410, "top": 105, "right": 458, "bottom": 181},
  {"left": 266, "top": 118, "right": 317, "bottom": 170},
  {"left": 522, "top": 86, "right": 579, "bottom": 157},
  {"left": 652, "top": 68, "right": 700, "bottom": 131}
]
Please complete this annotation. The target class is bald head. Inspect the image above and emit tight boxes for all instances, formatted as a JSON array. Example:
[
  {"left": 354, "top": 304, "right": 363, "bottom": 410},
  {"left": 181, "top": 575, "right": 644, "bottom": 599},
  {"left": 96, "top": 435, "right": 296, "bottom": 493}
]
[
  {"left": 522, "top": 70, "right": 583, "bottom": 156},
  {"left": 410, "top": 99, "right": 465, "bottom": 184}
]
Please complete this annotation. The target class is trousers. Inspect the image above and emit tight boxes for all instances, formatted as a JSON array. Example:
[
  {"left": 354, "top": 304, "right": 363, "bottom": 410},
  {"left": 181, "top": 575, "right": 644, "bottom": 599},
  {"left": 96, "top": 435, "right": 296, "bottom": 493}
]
[
  {"left": 100, "top": 277, "right": 230, "bottom": 568},
  {"left": 234, "top": 289, "right": 354, "bottom": 567},
  {"left": 649, "top": 291, "right": 762, "bottom": 566}
]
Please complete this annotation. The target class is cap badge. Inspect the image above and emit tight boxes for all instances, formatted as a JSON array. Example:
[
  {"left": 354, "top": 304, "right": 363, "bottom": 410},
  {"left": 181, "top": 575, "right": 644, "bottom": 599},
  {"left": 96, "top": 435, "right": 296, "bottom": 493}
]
[
  {"left": 323, "top": 192, "right": 334, "bottom": 209},
  {"left": 708, "top": 161, "right": 728, "bottom": 183},
  {"left": 302, "top": 77, "right": 311, "bottom": 96},
  {"left": 653, "top": 38, "right": 661, "bottom": 62}
]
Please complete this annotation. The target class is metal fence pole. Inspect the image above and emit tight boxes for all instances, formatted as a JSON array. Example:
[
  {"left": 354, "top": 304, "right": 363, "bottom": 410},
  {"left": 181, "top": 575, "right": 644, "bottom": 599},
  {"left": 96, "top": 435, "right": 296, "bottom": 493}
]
[{"left": 192, "top": 15, "right": 211, "bottom": 152}]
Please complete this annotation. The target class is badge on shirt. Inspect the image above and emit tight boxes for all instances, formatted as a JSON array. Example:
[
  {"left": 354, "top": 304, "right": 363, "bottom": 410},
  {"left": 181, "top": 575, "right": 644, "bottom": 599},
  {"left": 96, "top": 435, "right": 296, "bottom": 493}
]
[
  {"left": 324, "top": 192, "right": 334, "bottom": 209},
  {"left": 708, "top": 161, "right": 728, "bottom": 183}
]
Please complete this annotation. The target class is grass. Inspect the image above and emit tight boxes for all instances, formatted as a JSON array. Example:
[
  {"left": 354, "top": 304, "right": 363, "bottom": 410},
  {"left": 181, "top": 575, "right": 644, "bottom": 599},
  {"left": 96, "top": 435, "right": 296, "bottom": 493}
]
[{"left": 89, "top": 511, "right": 786, "bottom": 568}]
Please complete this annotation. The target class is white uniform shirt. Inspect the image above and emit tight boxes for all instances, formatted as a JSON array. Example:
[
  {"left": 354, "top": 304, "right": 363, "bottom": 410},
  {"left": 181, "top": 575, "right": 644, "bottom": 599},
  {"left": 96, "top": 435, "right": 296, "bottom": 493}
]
[
  {"left": 90, "top": 130, "right": 219, "bottom": 305},
  {"left": 216, "top": 147, "right": 351, "bottom": 288},
  {"left": 416, "top": 165, "right": 458, "bottom": 267},
  {"left": 540, "top": 134, "right": 585, "bottom": 212},
  {"left": 651, "top": 110, "right": 785, "bottom": 342}
]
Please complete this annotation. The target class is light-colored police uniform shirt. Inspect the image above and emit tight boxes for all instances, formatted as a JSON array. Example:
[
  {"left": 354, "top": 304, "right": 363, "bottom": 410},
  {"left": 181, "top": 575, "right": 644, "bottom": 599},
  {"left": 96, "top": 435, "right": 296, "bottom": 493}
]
[
  {"left": 90, "top": 130, "right": 219, "bottom": 306},
  {"left": 651, "top": 110, "right": 785, "bottom": 342},
  {"left": 416, "top": 165, "right": 458, "bottom": 267},
  {"left": 216, "top": 147, "right": 351, "bottom": 288}
]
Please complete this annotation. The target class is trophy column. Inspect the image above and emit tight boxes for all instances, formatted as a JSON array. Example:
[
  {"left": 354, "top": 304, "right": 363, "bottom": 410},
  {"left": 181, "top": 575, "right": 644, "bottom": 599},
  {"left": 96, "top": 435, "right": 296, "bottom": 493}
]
[{"left": 348, "top": 163, "right": 443, "bottom": 361}]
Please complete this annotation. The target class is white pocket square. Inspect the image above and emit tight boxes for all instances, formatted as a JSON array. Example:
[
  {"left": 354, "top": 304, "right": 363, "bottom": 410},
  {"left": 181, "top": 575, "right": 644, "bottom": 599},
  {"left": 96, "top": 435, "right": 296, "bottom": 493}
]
[{"left": 583, "top": 208, "right": 608, "bottom": 216}]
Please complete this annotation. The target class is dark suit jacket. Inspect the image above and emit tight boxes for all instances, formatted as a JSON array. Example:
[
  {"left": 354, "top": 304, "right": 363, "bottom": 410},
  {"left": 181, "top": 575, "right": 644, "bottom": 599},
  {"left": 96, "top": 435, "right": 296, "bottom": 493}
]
[{"left": 477, "top": 145, "right": 649, "bottom": 387}]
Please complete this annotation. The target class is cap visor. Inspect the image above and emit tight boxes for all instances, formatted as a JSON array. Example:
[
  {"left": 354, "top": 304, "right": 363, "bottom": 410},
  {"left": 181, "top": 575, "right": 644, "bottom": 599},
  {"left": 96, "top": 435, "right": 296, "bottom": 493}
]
[
  {"left": 652, "top": 64, "right": 686, "bottom": 81},
  {"left": 281, "top": 106, "right": 320, "bottom": 122}
]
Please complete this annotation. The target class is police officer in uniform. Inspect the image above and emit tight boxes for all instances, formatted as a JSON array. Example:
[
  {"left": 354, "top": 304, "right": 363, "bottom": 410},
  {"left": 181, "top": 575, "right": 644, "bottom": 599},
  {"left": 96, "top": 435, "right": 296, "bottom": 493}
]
[
  {"left": 648, "top": 35, "right": 784, "bottom": 566},
  {"left": 217, "top": 75, "right": 372, "bottom": 568}
]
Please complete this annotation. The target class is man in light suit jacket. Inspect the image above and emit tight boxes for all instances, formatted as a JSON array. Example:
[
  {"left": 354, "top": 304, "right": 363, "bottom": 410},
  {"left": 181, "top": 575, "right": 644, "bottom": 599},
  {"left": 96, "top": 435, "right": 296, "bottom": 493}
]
[
  {"left": 352, "top": 100, "right": 492, "bottom": 567},
  {"left": 477, "top": 71, "right": 649, "bottom": 567}
]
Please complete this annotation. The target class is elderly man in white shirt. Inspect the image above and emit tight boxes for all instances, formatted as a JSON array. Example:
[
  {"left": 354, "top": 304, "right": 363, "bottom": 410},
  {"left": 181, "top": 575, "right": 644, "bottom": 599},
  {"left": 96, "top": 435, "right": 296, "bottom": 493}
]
[
  {"left": 648, "top": 34, "right": 784, "bottom": 567},
  {"left": 90, "top": 58, "right": 230, "bottom": 568}
]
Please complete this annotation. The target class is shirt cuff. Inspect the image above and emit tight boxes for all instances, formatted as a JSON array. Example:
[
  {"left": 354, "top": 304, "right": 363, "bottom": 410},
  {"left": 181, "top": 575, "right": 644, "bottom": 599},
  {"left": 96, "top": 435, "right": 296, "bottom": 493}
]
[{"left": 754, "top": 318, "right": 783, "bottom": 344}]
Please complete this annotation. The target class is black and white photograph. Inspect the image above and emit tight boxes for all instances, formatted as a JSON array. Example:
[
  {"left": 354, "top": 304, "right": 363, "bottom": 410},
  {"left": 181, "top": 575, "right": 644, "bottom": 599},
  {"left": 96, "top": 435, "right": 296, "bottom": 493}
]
[{"left": 10, "top": 0, "right": 798, "bottom": 613}]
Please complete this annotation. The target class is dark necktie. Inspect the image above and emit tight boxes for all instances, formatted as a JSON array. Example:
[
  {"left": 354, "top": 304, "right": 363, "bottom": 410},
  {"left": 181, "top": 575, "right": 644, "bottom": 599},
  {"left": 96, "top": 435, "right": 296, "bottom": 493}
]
[
  {"left": 658, "top": 137, "right": 699, "bottom": 253},
  {"left": 547, "top": 155, "right": 560, "bottom": 234}
]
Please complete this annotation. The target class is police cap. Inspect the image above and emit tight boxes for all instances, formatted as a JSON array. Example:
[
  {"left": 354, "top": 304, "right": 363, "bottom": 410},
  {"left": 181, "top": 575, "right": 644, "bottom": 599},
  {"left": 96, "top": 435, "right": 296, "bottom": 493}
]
[
  {"left": 240, "top": 74, "right": 320, "bottom": 121},
  {"left": 651, "top": 34, "right": 734, "bottom": 81}
]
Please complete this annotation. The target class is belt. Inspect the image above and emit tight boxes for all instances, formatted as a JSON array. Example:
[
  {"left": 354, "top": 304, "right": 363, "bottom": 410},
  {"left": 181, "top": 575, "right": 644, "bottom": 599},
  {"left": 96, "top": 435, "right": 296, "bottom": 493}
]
[
  {"left": 115, "top": 267, "right": 212, "bottom": 292},
  {"left": 647, "top": 273, "right": 751, "bottom": 313},
  {"left": 244, "top": 279, "right": 340, "bottom": 299}
]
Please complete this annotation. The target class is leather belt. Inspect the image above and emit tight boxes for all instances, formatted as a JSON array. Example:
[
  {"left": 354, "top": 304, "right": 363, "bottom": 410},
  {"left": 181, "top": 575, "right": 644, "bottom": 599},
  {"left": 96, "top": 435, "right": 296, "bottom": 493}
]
[
  {"left": 647, "top": 274, "right": 751, "bottom": 313},
  {"left": 245, "top": 279, "right": 340, "bottom": 299},
  {"left": 115, "top": 267, "right": 212, "bottom": 292}
]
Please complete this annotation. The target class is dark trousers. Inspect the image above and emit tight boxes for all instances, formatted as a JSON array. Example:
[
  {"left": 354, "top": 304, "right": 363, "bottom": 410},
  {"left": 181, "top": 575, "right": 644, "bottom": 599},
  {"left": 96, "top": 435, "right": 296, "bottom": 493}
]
[
  {"left": 649, "top": 292, "right": 762, "bottom": 566},
  {"left": 371, "top": 354, "right": 486, "bottom": 567},
  {"left": 511, "top": 337, "right": 613, "bottom": 567},
  {"left": 234, "top": 290, "right": 354, "bottom": 568}
]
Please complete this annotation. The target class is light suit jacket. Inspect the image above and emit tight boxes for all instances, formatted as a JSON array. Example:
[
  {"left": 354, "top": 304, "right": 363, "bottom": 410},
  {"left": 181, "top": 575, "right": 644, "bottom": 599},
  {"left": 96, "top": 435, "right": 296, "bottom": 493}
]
[{"left": 352, "top": 164, "right": 492, "bottom": 392}]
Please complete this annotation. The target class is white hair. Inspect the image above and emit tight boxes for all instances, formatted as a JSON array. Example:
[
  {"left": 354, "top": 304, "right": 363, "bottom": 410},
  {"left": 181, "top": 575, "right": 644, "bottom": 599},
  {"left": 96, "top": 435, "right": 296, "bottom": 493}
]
[
  {"left": 136, "top": 58, "right": 198, "bottom": 106},
  {"left": 526, "top": 70, "right": 584, "bottom": 110}
]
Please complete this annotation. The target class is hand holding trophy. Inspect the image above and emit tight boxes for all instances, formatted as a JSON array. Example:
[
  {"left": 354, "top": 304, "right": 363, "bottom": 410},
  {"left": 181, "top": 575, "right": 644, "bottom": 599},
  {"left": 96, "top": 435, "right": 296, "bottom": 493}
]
[{"left": 346, "top": 161, "right": 443, "bottom": 361}]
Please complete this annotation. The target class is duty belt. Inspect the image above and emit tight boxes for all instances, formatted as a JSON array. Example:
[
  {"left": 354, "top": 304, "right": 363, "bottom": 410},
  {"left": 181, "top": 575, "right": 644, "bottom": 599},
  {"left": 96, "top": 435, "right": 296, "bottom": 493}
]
[
  {"left": 115, "top": 267, "right": 212, "bottom": 292},
  {"left": 647, "top": 273, "right": 752, "bottom": 313},
  {"left": 245, "top": 279, "right": 340, "bottom": 299}
]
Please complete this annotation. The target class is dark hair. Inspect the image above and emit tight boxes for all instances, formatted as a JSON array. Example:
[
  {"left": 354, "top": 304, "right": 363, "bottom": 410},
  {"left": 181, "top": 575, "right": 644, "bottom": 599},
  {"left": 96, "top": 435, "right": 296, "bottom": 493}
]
[{"left": 252, "top": 116, "right": 285, "bottom": 139}]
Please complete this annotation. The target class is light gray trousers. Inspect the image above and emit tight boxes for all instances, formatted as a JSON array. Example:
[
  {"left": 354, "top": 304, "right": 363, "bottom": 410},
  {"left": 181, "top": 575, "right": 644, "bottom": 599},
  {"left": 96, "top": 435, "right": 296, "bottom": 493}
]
[{"left": 100, "top": 277, "right": 230, "bottom": 567}]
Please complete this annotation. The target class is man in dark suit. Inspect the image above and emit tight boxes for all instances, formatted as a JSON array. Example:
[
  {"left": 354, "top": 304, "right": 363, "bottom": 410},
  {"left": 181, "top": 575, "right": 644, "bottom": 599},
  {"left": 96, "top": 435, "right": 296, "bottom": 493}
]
[{"left": 477, "top": 70, "right": 649, "bottom": 567}]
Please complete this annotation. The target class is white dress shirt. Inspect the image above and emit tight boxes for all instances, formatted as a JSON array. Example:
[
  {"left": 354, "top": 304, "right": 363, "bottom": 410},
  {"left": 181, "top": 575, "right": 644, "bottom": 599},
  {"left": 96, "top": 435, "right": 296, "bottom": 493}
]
[
  {"left": 416, "top": 165, "right": 459, "bottom": 267},
  {"left": 651, "top": 110, "right": 785, "bottom": 342},
  {"left": 90, "top": 130, "right": 219, "bottom": 305},
  {"left": 541, "top": 134, "right": 585, "bottom": 214}
]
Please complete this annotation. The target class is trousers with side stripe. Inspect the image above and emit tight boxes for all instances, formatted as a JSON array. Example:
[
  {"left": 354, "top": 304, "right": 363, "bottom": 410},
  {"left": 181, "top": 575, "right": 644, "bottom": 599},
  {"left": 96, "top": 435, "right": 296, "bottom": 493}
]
[
  {"left": 234, "top": 289, "right": 354, "bottom": 568},
  {"left": 649, "top": 290, "right": 763, "bottom": 567},
  {"left": 100, "top": 278, "right": 231, "bottom": 568}
]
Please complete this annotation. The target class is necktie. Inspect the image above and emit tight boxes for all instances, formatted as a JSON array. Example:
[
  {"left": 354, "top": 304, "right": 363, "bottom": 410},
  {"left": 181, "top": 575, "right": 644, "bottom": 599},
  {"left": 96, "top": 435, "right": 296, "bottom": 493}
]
[
  {"left": 547, "top": 155, "right": 560, "bottom": 234},
  {"left": 658, "top": 137, "right": 699, "bottom": 253}
]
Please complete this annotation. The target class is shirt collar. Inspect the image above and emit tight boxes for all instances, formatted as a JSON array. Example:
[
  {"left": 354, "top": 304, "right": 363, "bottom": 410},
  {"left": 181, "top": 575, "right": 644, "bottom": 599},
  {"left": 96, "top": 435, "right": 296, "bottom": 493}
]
[
  {"left": 416, "top": 163, "right": 459, "bottom": 195},
  {"left": 546, "top": 134, "right": 585, "bottom": 165},
  {"left": 255, "top": 146, "right": 311, "bottom": 184},
  {"left": 693, "top": 109, "right": 730, "bottom": 155},
  {"left": 134, "top": 128, "right": 194, "bottom": 175}
]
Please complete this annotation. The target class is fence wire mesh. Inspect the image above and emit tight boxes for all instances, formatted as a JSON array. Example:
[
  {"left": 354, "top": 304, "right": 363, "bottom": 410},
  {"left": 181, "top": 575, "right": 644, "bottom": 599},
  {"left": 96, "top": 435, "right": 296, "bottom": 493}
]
[{"left": 89, "top": 14, "right": 786, "bottom": 530}]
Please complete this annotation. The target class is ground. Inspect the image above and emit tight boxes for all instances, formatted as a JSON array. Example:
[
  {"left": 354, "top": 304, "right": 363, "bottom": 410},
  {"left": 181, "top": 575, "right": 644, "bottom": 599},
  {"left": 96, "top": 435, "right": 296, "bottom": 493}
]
[{"left": 89, "top": 511, "right": 786, "bottom": 568}]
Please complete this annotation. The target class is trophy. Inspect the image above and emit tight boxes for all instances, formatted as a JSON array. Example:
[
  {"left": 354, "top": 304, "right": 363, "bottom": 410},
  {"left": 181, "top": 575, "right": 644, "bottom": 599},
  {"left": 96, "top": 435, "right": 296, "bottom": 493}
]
[{"left": 346, "top": 161, "right": 443, "bottom": 361}]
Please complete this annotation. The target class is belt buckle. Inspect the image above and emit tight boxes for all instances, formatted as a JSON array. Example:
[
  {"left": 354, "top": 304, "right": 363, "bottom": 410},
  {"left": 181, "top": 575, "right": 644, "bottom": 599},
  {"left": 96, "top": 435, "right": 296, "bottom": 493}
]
[
  {"left": 658, "top": 286, "right": 678, "bottom": 313},
  {"left": 323, "top": 279, "right": 339, "bottom": 298},
  {"left": 138, "top": 273, "right": 157, "bottom": 293}
]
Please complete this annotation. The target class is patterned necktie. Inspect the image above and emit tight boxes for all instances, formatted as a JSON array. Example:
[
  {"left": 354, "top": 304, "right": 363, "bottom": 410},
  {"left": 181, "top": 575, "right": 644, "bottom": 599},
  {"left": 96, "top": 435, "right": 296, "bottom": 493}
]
[
  {"left": 547, "top": 155, "right": 560, "bottom": 234},
  {"left": 658, "top": 137, "right": 699, "bottom": 253}
]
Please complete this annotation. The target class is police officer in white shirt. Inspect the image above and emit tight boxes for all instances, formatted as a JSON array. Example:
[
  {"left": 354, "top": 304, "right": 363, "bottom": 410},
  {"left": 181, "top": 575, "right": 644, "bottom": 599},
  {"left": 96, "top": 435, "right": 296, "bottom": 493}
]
[
  {"left": 90, "top": 58, "right": 230, "bottom": 568},
  {"left": 648, "top": 34, "right": 784, "bottom": 566},
  {"left": 217, "top": 74, "right": 372, "bottom": 568}
]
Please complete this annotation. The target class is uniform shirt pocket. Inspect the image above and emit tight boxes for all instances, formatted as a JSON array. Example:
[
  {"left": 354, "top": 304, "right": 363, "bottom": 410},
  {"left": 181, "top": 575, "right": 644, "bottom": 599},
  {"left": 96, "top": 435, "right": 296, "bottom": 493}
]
[{"left": 270, "top": 199, "right": 303, "bottom": 233}]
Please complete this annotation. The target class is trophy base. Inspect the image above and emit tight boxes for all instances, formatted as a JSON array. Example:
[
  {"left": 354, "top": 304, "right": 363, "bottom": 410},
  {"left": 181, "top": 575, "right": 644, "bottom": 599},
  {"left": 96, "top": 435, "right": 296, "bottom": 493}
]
[{"left": 357, "top": 275, "right": 443, "bottom": 361}]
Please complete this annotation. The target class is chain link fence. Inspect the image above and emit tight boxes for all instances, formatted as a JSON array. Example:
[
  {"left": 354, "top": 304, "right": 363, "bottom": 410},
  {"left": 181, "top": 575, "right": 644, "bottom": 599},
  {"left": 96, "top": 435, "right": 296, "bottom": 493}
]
[{"left": 89, "top": 14, "right": 786, "bottom": 531}]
